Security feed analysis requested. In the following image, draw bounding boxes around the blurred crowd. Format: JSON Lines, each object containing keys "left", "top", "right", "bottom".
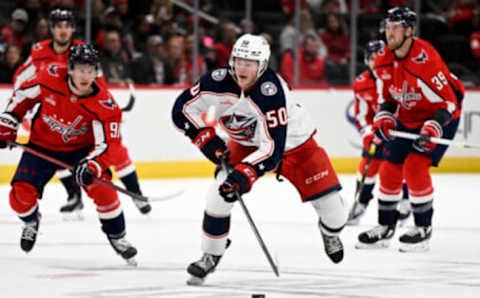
{"left": 1, "top": 0, "right": 480, "bottom": 87}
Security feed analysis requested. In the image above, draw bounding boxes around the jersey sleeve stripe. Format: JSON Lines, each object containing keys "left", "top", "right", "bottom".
{"left": 6, "top": 85, "right": 41, "bottom": 113}
{"left": 14, "top": 64, "right": 36, "bottom": 90}
{"left": 87, "top": 120, "right": 108, "bottom": 160}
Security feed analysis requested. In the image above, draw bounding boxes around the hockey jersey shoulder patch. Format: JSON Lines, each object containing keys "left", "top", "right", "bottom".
{"left": 99, "top": 97, "right": 117, "bottom": 110}
{"left": 412, "top": 49, "right": 428, "bottom": 64}
{"left": 211, "top": 68, "right": 227, "bottom": 81}
{"left": 260, "top": 81, "right": 278, "bottom": 96}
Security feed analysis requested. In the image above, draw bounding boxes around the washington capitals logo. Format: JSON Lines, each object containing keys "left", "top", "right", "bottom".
{"left": 389, "top": 81, "right": 421, "bottom": 109}
{"left": 42, "top": 115, "right": 88, "bottom": 142}
{"left": 412, "top": 50, "right": 428, "bottom": 64}
{"left": 47, "top": 64, "right": 60, "bottom": 76}
{"left": 220, "top": 113, "right": 257, "bottom": 141}
{"left": 100, "top": 97, "right": 117, "bottom": 109}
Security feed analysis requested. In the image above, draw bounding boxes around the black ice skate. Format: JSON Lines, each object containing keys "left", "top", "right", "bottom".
{"left": 399, "top": 225, "right": 432, "bottom": 252}
{"left": 132, "top": 197, "right": 152, "bottom": 214}
{"left": 108, "top": 236, "right": 138, "bottom": 266}
{"left": 321, "top": 232, "right": 344, "bottom": 263}
{"left": 187, "top": 239, "right": 231, "bottom": 286}
{"left": 346, "top": 200, "right": 367, "bottom": 225}
{"left": 355, "top": 225, "right": 395, "bottom": 249}
{"left": 21, "top": 212, "right": 41, "bottom": 253}
{"left": 60, "top": 191, "right": 84, "bottom": 220}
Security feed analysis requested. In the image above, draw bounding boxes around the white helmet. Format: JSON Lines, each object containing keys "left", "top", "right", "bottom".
{"left": 229, "top": 34, "right": 271, "bottom": 80}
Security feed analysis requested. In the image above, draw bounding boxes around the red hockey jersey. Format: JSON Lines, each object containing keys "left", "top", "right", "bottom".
{"left": 13, "top": 39, "right": 84, "bottom": 89}
{"left": 13, "top": 39, "right": 106, "bottom": 89}
{"left": 5, "top": 66, "right": 122, "bottom": 171}
{"left": 353, "top": 69, "right": 379, "bottom": 132}
{"left": 373, "top": 38, "right": 463, "bottom": 129}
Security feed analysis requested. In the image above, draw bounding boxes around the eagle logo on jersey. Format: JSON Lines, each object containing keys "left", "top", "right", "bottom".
{"left": 100, "top": 97, "right": 117, "bottom": 110}
{"left": 211, "top": 69, "right": 227, "bottom": 81}
{"left": 261, "top": 82, "right": 277, "bottom": 96}
{"left": 32, "top": 42, "right": 42, "bottom": 51}
{"left": 42, "top": 115, "right": 88, "bottom": 142}
{"left": 389, "top": 81, "right": 421, "bottom": 109}
{"left": 47, "top": 64, "right": 60, "bottom": 77}
{"left": 220, "top": 113, "right": 257, "bottom": 141}
{"left": 412, "top": 50, "right": 428, "bottom": 64}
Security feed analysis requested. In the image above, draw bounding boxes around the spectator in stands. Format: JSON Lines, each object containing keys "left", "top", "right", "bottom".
{"left": 167, "top": 36, "right": 187, "bottom": 85}
{"left": 280, "top": 33, "right": 327, "bottom": 86}
{"left": 114, "top": 0, "right": 134, "bottom": 31}
{"left": 470, "top": 31, "right": 480, "bottom": 67}
{"left": 319, "top": 13, "right": 350, "bottom": 66}
{"left": 130, "top": 35, "right": 174, "bottom": 85}
{"left": 0, "top": 44, "right": 22, "bottom": 83}
{"left": 1, "top": 8, "right": 29, "bottom": 49}
{"left": 213, "top": 21, "right": 237, "bottom": 67}
{"left": 280, "top": 9, "right": 327, "bottom": 58}
{"left": 21, "top": 17, "right": 49, "bottom": 61}
{"left": 319, "top": 13, "right": 350, "bottom": 85}
{"left": 131, "top": 15, "right": 154, "bottom": 55}
{"left": 184, "top": 34, "right": 207, "bottom": 84}
{"left": 100, "top": 29, "right": 132, "bottom": 86}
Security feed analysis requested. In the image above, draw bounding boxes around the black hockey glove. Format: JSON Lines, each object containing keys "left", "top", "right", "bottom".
{"left": 192, "top": 127, "right": 229, "bottom": 164}
{"left": 219, "top": 163, "right": 258, "bottom": 202}
{"left": 74, "top": 159, "right": 101, "bottom": 186}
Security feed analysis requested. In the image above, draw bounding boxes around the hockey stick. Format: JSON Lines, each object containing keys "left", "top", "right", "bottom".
{"left": 11, "top": 142, "right": 151, "bottom": 202}
{"left": 220, "top": 158, "right": 280, "bottom": 277}
{"left": 348, "top": 143, "right": 376, "bottom": 221}
{"left": 121, "top": 82, "right": 136, "bottom": 112}
{"left": 149, "top": 189, "right": 185, "bottom": 202}
{"left": 389, "top": 130, "right": 480, "bottom": 150}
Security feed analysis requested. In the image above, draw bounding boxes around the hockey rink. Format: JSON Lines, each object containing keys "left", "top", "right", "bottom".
{"left": 0, "top": 174, "right": 479, "bottom": 298}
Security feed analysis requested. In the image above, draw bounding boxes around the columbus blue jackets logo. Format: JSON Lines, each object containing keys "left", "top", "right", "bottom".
{"left": 100, "top": 97, "right": 117, "bottom": 109}
{"left": 412, "top": 50, "right": 428, "bottom": 64}
{"left": 220, "top": 113, "right": 257, "bottom": 141}
{"left": 261, "top": 82, "right": 277, "bottom": 96}
{"left": 211, "top": 69, "right": 227, "bottom": 81}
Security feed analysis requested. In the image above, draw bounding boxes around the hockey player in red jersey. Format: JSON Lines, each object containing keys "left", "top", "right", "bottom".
{"left": 0, "top": 44, "right": 138, "bottom": 264}
{"left": 13, "top": 9, "right": 151, "bottom": 215}
{"left": 347, "top": 40, "right": 411, "bottom": 225}
{"left": 356, "top": 7, "right": 465, "bottom": 252}
{"left": 173, "top": 34, "right": 348, "bottom": 285}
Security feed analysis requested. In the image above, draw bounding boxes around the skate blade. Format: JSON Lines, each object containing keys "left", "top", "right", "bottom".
{"left": 126, "top": 257, "right": 138, "bottom": 266}
{"left": 345, "top": 218, "right": 361, "bottom": 226}
{"left": 61, "top": 210, "right": 84, "bottom": 221}
{"left": 186, "top": 275, "right": 205, "bottom": 286}
{"left": 355, "top": 240, "right": 390, "bottom": 249}
{"left": 399, "top": 241, "right": 430, "bottom": 253}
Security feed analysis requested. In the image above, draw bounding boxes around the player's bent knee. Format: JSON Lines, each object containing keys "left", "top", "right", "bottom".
{"left": 9, "top": 181, "right": 40, "bottom": 215}
{"left": 311, "top": 191, "right": 347, "bottom": 233}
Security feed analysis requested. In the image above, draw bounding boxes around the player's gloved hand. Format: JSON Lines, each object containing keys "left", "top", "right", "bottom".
{"left": 413, "top": 120, "right": 442, "bottom": 153}
{"left": 74, "top": 159, "right": 102, "bottom": 186}
{"left": 372, "top": 111, "right": 396, "bottom": 144}
{"left": 192, "top": 127, "right": 229, "bottom": 164}
{"left": 0, "top": 113, "right": 19, "bottom": 149}
{"left": 360, "top": 126, "right": 374, "bottom": 151}
{"left": 219, "top": 163, "right": 258, "bottom": 202}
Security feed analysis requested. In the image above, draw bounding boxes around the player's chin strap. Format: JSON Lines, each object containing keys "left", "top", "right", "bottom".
{"left": 10, "top": 142, "right": 151, "bottom": 202}
{"left": 389, "top": 130, "right": 480, "bottom": 149}
{"left": 220, "top": 158, "right": 280, "bottom": 277}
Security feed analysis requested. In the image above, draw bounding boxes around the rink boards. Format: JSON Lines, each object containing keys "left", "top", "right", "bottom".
{"left": 0, "top": 86, "right": 479, "bottom": 182}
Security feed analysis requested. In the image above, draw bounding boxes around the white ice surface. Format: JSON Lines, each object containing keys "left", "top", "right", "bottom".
{"left": 1, "top": 174, "right": 479, "bottom": 298}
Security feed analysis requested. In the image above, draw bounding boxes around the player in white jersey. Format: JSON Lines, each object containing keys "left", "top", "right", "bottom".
{"left": 172, "top": 34, "right": 348, "bottom": 285}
